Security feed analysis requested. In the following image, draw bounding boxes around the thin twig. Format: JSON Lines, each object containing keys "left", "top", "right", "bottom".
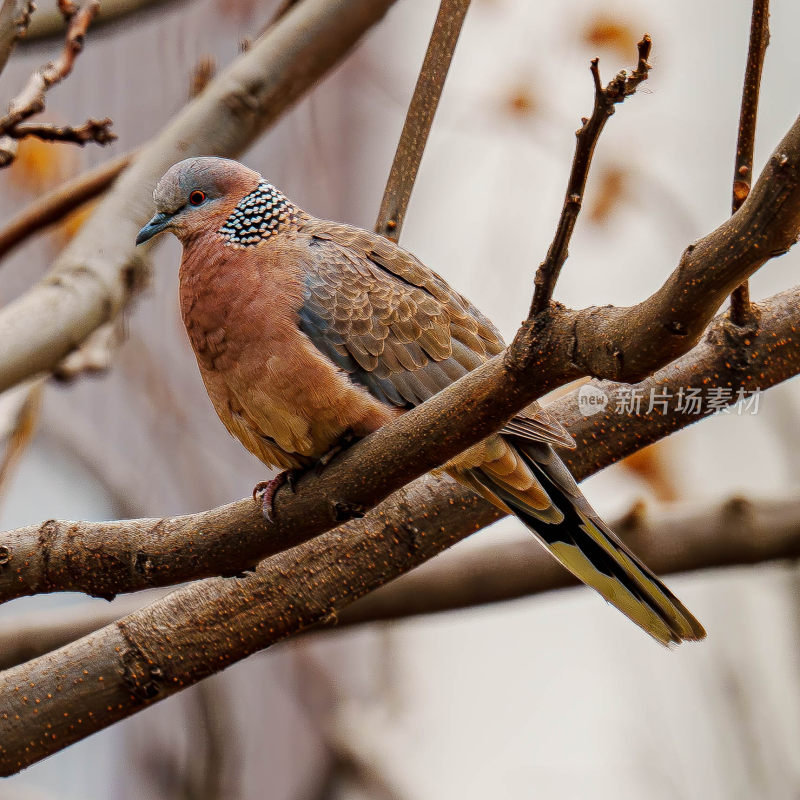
{"left": 729, "top": 0, "right": 770, "bottom": 326}
{"left": 529, "top": 35, "right": 652, "bottom": 317}
{"left": 0, "top": 0, "right": 108, "bottom": 153}
{"left": 0, "top": 151, "right": 134, "bottom": 262}
{"left": 21, "top": 0, "right": 180, "bottom": 41}
{"left": 374, "top": 0, "right": 471, "bottom": 241}
{"left": 8, "top": 117, "right": 116, "bottom": 145}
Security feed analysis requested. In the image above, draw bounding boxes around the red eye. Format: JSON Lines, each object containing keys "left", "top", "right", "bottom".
{"left": 189, "top": 190, "right": 206, "bottom": 206}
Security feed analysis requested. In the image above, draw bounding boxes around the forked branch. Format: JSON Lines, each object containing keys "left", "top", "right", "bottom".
{"left": 0, "top": 0, "right": 114, "bottom": 163}
{"left": 530, "top": 35, "right": 652, "bottom": 316}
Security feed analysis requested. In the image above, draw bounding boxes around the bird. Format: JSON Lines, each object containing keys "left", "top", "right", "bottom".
{"left": 136, "top": 156, "right": 706, "bottom": 646}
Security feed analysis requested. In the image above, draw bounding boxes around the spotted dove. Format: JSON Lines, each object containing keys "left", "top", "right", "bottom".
{"left": 136, "top": 157, "right": 705, "bottom": 646}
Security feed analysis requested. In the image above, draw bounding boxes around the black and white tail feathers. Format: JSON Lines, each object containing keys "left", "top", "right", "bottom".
{"left": 469, "top": 440, "right": 705, "bottom": 645}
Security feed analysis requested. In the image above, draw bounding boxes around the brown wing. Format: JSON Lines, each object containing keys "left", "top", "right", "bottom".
{"left": 296, "top": 219, "right": 575, "bottom": 448}
{"left": 297, "top": 219, "right": 501, "bottom": 407}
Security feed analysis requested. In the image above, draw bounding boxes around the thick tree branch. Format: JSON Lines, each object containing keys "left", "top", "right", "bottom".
{"left": 530, "top": 35, "right": 651, "bottom": 316}
{"left": 0, "top": 151, "right": 133, "bottom": 262}
{"left": 0, "top": 270, "right": 798, "bottom": 602}
{"left": 730, "top": 0, "right": 770, "bottom": 325}
{"left": 2, "top": 109, "right": 800, "bottom": 604}
{"left": 0, "top": 0, "right": 401, "bottom": 393}
{"left": 374, "top": 0, "right": 470, "bottom": 241}
{"left": 4, "top": 490, "right": 799, "bottom": 672}
{"left": 1, "top": 284, "right": 799, "bottom": 773}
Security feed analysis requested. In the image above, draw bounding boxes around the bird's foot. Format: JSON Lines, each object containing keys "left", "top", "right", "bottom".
{"left": 314, "top": 429, "right": 359, "bottom": 476}
{"left": 253, "top": 469, "right": 300, "bottom": 523}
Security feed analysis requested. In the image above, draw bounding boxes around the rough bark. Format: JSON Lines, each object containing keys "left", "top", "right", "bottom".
{"left": 3, "top": 490, "right": 800, "bottom": 671}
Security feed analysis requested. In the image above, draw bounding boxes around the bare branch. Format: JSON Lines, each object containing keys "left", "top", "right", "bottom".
{"left": 0, "top": 0, "right": 34, "bottom": 76}
{"left": 730, "top": 0, "right": 770, "bottom": 325}
{"left": 1, "top": 282, "right": 799, "bottom": 773}
{"left": 530, "top": 35, "right": 651, "bottom": 316}
{"left": 0, "top": 151, "right": 133, "bottom": 262}
{"left": 1, "top": 247, "right": 799, "bottom": 607}
{"left": 7, "top": 117, "right": 116, "bottom": 145}
{"left": 375, "top": 0, "right": 470, "bottom": 241}
{"left": 0, "top": 134, "right": 16, "bottom": 166}
{"left": 5, "top": 490, "right": 800, "bottom": 671}
{"left": 257, "top": 0, "right": 303, "bottom": 36}
{"left": 0, "top": 0, "right": 401, "bottom": 394}
{"left": 0, "top": 0, "right": 102, "bottom": 137}
{"left": 52, "top": 318, "right": 126, "bottom": 379}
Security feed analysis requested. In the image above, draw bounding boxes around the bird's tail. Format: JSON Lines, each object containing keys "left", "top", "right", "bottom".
{"left": 465, "top": 439, "right": 706, "bottom": 645}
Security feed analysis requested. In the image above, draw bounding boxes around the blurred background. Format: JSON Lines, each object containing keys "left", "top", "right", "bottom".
{"left": 1, "top": 0, "right": 800, "bottom": 797}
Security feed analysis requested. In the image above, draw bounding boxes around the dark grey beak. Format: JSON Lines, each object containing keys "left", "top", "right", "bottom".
{"left": 136, "top": 212, "right": 173, "bottom": 245}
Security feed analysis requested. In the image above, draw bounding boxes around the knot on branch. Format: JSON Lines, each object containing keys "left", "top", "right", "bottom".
{"left": 394, "top": 521, "right": 424, "bottom": 554}
{"left": 707, "top": 306, "right": 763, "bottom": 375}
{"left": 505, "top": 311, "right": 557, "bottom": 374}
{"left": 37, "top": 519, "right": 59, "bottom": 590}
{"left": 120, "top": 647, "right": 165, "bottom": 702}
{"left": 332, "top": 501, "right": 367, "bottom": 522}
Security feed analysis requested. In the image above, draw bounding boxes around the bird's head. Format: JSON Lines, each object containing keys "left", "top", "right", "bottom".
{"left": 136, "top": 157, "right": 263, "bottom": 245}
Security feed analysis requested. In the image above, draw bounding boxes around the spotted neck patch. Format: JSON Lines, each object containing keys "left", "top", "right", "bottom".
{"left": 218, "top": 181, "right": 301, "bottom": 246}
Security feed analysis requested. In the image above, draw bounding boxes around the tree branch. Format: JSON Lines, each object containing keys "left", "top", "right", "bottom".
{"left": 7, "top": 117, "right": 116, "bottom": 145}
{"left": 0, "top": 0, "right": 401, "bottom": 393}
{"left": 730, "top": 0, "right": 770, "bottom": 325}
{"left": 4, "top": 489, "right": 800, "bottom": 672}
{"left": 0, "top": 102, "right": 799, "bottom": 603}
{"left": 1, "top": 31, "right": 800, "bottom": 777}
{"left": 529, "top": 35, "right": 651, "bottom": 316}
{"left": 0, "top": 0, "right": 109, "bottom": 159}
{"left": 374, "top": 0, "right": 470, "bottom": 241}
{"left": 1, "top": 282, "right": 799, "bottom": 773}
{"left": 0, "top": 151, "right": 133, "bottom": 262}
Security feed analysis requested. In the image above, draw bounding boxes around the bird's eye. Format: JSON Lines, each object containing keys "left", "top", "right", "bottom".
{"left": 189, "top": 190, "right": 206, "bottom": 206}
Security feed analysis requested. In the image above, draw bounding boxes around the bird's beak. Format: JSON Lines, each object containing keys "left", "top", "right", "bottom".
{"left": 136, "top": 212, "right": 173, "bottom": 245}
